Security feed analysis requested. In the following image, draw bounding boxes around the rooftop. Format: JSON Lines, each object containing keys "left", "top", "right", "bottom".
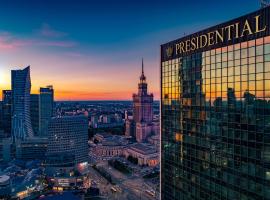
{"left": 0, "top": 175, "right": 10, "bottom": 183}
{"left": 130, "top": 143, "right": 157, "bottom": 155}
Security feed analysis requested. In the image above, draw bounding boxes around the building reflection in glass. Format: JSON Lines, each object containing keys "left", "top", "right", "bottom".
{"left": 161, "top": 36, "right": 270, "bottom": 199}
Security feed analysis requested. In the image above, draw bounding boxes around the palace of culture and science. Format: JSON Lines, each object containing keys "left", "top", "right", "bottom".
{"left": 125, "top": 59, "right": 160, "bottom": 142}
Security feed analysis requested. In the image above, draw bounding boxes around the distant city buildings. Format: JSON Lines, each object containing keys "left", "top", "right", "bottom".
{"left": 0, "top": 61, "right": 160, "bottom": 199}
{"left": 89, "top": 113, "right": 123, "bottom": 128}
{"left": 125, "top": 59, "right": 160, "bottom": 142}
{"left": 0, "top": 66, "right": 56, "bottom": 163}
{"left": 11, "top": 66, "right": 34, "bottom": 141}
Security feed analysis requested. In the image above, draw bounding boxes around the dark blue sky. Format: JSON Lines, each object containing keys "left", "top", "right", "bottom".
{"left": 0, "top": 0, "right": 261, "bottom": 100}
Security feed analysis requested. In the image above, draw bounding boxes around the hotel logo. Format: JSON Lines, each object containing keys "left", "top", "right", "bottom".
{"left": 166, "top": 46, "right": 174, "bottom": 58}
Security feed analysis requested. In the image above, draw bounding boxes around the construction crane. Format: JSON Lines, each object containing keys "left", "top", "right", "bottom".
{"left": 261, "top": 0, "right": 270, "bottom": 8}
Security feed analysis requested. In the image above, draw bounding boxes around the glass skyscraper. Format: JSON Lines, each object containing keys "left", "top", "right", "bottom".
{"left": 11, "top": 66, "right": 33, "bottom": 141}
{"left": 161, "top": 6, "right": 270, "bottom": 200}
{"left": 39, "top": 86, "right": 54, "bottom": 137}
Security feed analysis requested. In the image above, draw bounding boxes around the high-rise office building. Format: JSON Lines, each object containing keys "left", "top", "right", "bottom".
{"left": 1, "top": 90, "right": 12, "bottom": 137}
{"left": 11, "top": 66, "right": 33, "bottom": 141}
{"left": 30, "top": 94, "right": 39, "bottom": 136}
{"left": 47, "top": 116, "right": 88, "bottom": 165}
{"left": 39, "top": 86, "right": 54, "bottom": 137}
{"left": 161, "top": 7, "right": 270, "bottom": 199}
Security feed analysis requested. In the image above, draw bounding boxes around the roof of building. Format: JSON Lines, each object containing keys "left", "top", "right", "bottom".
{"left": 95, "top": 132, "right": 111, "bottom": 138}
{"left": 129, "top": 143, "right": 157, "bottom": 155}
{"left": 0, "top": 175, "right": 10, "bottom": 183}
{"left": 102, "top": 135, "right": 127, "bottom": 146}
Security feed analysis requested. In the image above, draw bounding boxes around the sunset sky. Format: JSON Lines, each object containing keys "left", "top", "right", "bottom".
{"left": 0, "top": 0, "right": 258, "bottom": 100}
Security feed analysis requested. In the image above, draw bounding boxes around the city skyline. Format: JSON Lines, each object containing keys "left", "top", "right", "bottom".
{"left": 0, "top": 0, "right": 259, "bottom": 100}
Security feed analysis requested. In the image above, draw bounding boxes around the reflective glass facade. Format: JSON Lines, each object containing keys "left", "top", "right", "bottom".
{"left": 161, "top": 7, "right": 270, "bottom": 200}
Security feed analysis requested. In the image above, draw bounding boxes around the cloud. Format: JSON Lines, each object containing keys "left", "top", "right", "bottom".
{"left": 38, "top": 23, "right": 67, "bottom": 38}
{"left": 0, "top": 31, "right": 76, "bottom": 50}
{"left": 34, "top": 40, "right": 76, "bottom": 47}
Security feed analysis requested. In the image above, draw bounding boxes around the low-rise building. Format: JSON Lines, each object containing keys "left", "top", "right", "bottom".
{"left": 124, "top": 143, "right": 159, "bottom": 167}
{"left": 91, "top": 134, "right": 128, "bottom": 159}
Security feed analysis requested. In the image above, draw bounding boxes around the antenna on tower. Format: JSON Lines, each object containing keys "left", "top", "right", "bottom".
{"left": 261, "top": 0, "right": 270, "bottom": 8}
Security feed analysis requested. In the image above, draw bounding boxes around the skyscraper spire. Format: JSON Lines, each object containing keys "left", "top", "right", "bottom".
{"left": 142, "top": 58, "right": 144, "bottom": 75}
{"left": 140, "top": 58, "right": 146, "bottom": 82}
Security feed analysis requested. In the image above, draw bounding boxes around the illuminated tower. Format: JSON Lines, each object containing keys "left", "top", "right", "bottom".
{"left": 132, "top": 59, "right": 153, "bottom": 123}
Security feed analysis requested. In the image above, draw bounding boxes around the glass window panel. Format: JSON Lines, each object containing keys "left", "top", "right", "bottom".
{"left": 249, "top": 47, "right": 255, "bottom": 57}
{"left": 242, "top": 75, "right": 248, "bottom": 82}
{"left": 241, "top": 48, "right": 248, "bottom": 58}
{"left": 256, "top": 45, "right": 264, "bottom": 56}
{"left": 235, "top": 66, "right": 240, "bottom": 75}
{"left": 249, "top": 74, "right": 256, "bottom": 81}
{"left": 242, "top": 65, "right": 248, "bottom": 74}
{"left": 266, "top": 80, "right": 270, "bottom": 90}
{"left": 216, "top": 54, "right": 221, "bottom": 62}
{"left": 235, "top": 50, "right": 240, "bottom": 59}
{"left": 228, "top": 76, "right": 234, "bottom": 82}
{"left": 242, "top": 82, "right": 248, "bottom": 91}
{"left": 257, "top": 63, "right": 264, "bottom": 73}
{"left": 228, "top": 67, "right": 234, "bottom": 76}
{"left": 241, "top": 58, "right": 247, "bottom": 65}
{"left": 248, "top": 39, "right": 256, "bottom": 47}
{"left": 265, "top": 44, "right": 270, "bottom": 54}
{"left": 222, "top": 53, "right": 227, "bottom": 62}
{"left": 256, "top": 38, "right": 264, "bottom": 45}
{"left": 249, "top": 64, "right": 255, "bottom": 74}
{"left": 228, "top": 52, "right": 233, "bottom": 60}
{"left": 257, "top": 55, "right": 264, "bottom": 63}
{"left": 265, "top": 72, "right": 270, "bottom": 79}
{"left": 265, "top": 36, "right": 270, "bottom": 44}
{"left": 249, "top": 81, "right": 255, "bottom": 90}
{"left": 235, "top": 59, "right": 240, "bottom": 66}
{"left": 211, "top": 55, "right": 215, "bottom": 63}
{"left": 256, "top": 73, "right": 264, "bottom": 80}
{"left": 249, "top": 57, "right": 255, "bottom": 64}
{"left": 265, "top": 62, "right": 270, "bottom": 72}
{"left": 256, "top": 80, "right": 264, "bottom": 91}
{"left": 265, "top": 54, "right": 270, "bottom": 62}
